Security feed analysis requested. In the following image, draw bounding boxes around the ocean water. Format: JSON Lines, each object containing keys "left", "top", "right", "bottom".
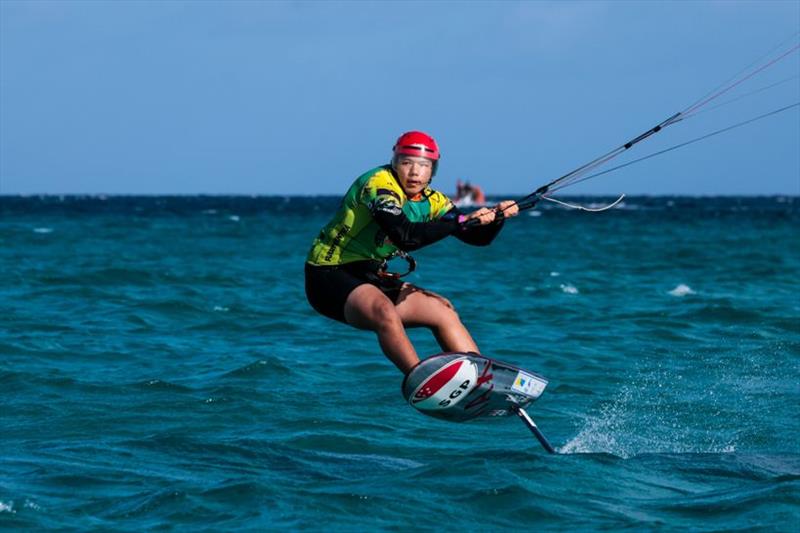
{"left": 1, "top": 195, "right": 799, "bottom": 531}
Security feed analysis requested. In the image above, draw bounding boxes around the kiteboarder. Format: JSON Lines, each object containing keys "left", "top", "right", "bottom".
{"left": 305, "top": 131, "right": 519, "bottom": 375}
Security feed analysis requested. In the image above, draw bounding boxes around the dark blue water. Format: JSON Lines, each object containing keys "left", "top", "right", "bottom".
{"left": 2, "top": 195, "right": 799, "bottom": 530}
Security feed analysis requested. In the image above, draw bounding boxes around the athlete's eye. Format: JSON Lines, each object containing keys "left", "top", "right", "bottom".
{"left": 397, "top": 157, "right": 431, "bottom": 169}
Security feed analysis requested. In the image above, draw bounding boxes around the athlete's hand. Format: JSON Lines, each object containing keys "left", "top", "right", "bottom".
{"left": 464, "top": 207, "right": 497, "bottom": 225}
{"left": 495, "top": 200, "right": 519, "bottom": 218}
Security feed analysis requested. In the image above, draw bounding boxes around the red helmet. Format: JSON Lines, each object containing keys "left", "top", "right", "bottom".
{"left": 392, "top": 131, "right": 440, "bottom": 161}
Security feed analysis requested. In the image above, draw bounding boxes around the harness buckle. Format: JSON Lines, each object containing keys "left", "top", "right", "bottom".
{"left": 378, "top": 250, "right": 417, "bottom": 279}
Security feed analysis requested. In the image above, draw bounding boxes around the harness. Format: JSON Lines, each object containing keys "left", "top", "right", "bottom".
{"left": 377, "top": 250, "right": 417, "bottom": 279}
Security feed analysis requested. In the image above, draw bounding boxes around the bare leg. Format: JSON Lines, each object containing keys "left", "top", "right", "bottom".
{"left": 343, "top": 284, "right": 419, "bottom": 374}
{"left": 395, "top": 284, "right": 479, "bottom": 354}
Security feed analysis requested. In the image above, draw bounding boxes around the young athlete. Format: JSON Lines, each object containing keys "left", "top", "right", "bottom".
{"left": 305, "top": 131, "right": 519, "bottom": 374}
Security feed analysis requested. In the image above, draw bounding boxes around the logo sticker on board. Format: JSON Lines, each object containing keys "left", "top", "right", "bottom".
{"left": 410, "top": 358, "right": 478, "bottom": 411}
{"left": 511, "top": 371, "right": 546, "bottom": 397}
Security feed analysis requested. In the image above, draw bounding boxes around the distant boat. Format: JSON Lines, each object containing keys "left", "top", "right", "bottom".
{"left": 454, "top": 179, "right": 487, "bottom": 207}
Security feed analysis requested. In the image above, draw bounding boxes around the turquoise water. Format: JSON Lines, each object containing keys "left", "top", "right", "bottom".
{"left": 2, "top": 196, "right": 799, "bottom": 530}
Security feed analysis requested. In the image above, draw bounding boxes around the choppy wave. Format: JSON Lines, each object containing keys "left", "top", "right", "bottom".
{"left": 1, "top": 196, "right": 798, "bottom": 530}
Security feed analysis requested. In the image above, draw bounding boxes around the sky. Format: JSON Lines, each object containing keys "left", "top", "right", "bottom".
{"left": 1, "top": 0, "right": 798, "bottom": 196}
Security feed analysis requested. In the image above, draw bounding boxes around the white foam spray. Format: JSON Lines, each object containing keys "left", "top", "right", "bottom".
{"left": 558, "top": 351, "right": 763, "bottom": 458}
{"left": 560, "top": 284, "right": 579, "bottom": 294}
{"left": 668, "top": 284, "right": 695, "bottom": 297}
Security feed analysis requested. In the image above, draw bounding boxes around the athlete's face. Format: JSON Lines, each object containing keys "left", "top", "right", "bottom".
{"left": 393, "top": 155, "right": 433, "bottom": 197}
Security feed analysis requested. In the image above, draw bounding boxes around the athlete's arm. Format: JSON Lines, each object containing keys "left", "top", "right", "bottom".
{"left": 449, "top": 206, "right": 504, "bottom": 246}
{"left": 370, "top": 199, "right": 459, "bottom": 251}
{"left": 449, "top": 201, "right": 519, "bottom": 246}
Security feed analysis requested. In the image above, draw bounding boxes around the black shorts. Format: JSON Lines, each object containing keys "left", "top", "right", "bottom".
{"left": 305, "top": 261, "right": 405, "bottom": 323}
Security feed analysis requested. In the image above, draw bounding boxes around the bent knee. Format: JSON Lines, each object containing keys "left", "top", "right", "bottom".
{"left": 344, "top": 285, "right": 402, "bottom": 330}
{"left": 438, "top": 296, "right": 455, "bottom": 310}
{"left": 370, "top": 298, "right": 401, "bottom": 324}
{"left": 432, "top": 300, "right": 463, "bottom": 326}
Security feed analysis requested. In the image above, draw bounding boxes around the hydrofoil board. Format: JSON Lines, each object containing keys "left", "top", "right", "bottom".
{"left": 401, "top": 352, "right": 556, "bottom": 453}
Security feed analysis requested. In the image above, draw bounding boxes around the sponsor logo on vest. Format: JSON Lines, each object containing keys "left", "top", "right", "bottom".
{"left": 325, "top": 224, "right": 351, "bottom": 262}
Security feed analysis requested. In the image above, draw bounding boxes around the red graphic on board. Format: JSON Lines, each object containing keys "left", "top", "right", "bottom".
{"left": 412, "top": 360, "right": 464, "bottom": 403}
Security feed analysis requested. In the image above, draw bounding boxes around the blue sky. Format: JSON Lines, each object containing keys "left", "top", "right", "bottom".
{"left": 1, "top": 0, "right": 798, "bottom": 196}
